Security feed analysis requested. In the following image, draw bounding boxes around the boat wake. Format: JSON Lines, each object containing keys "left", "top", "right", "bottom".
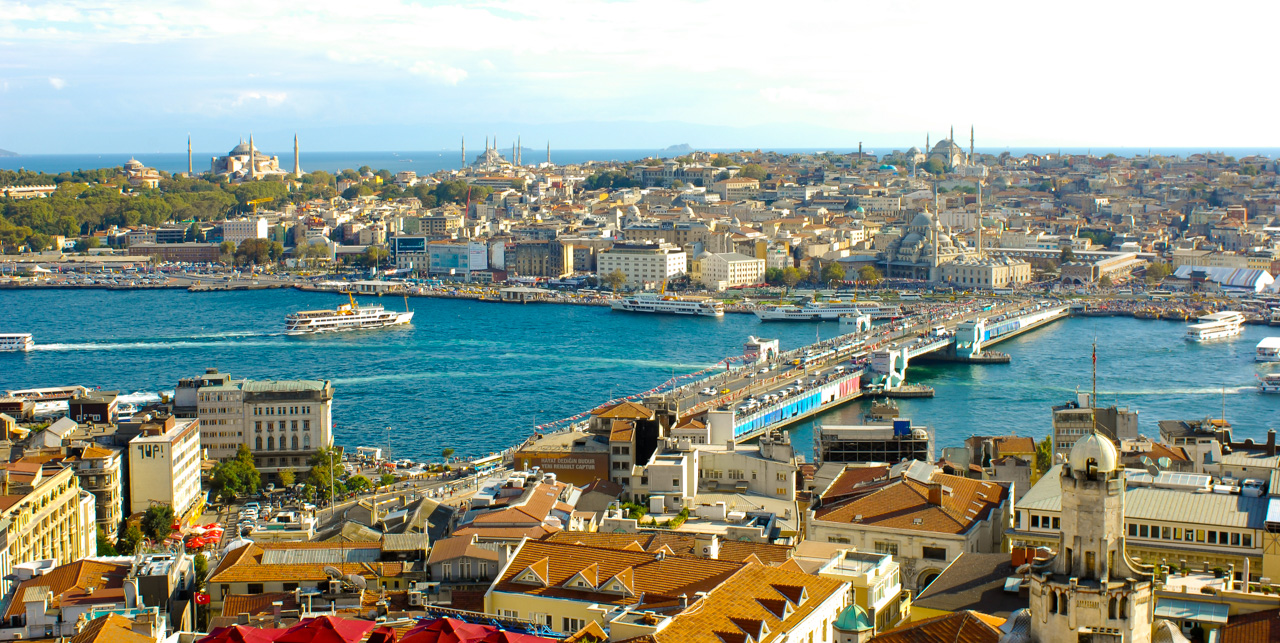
{"left": 34, "top": 337, "right": 283, "bottom": 352}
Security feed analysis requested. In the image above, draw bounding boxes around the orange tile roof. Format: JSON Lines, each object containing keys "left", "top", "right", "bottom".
{"left": 207, "top": 543, "right": 401, "bottom": 585}
{"left": 540, "top": 532, "right": 793, "bottom": 565}
{"left": 870, "top": 610, "right": 1002, "bottom": 643}
{"left": 609, "top": 420, "right": 636, "bottom": 443}
{"left": 221, "top": 591, "right": 299, "bottom": 617}
{"left": 4, "top": 560, "right": 129, "bottom": 619}
{"left": 493, "top": 541, "right": 743, "bottom": 607}
{"left": 993, "top": 436, "right": 1035, "bottom": 455}
{"left": 426, "top": 535, "right": 502, "bottom": 565}
{"left": 639, "top": 564, "right": 846, "bottom": 643}
{"left": 593, "top": 401, "right": 654, "bottom": 420}
{"left": 69, "top": 614, "right": 154, "bottom": 643}
{"left": 815, "top": 473, "right": 1008, "bottom": 535}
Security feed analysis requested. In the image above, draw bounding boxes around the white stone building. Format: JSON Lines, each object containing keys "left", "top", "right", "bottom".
{"left": 128, "top": 414, "right": 203, "bottom": 524}
{"left": 692, "top": 251, "right": 766, "bottom": 290}
{"left": 221, "top": 217, "right": 268, "bottom": 246}
{"left": 597, "top": 242, "right": 687, "bottom": 289}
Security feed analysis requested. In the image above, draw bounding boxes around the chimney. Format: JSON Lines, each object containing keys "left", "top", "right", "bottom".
{"left": 272, "top": 601, "right": 283, "bottom": 628}
{"left": 679, "top": 593, "right": 689, "bottom": 609}
{"left": 1268, "top": 430, "right": 1276, "bottom": 457}
{"left": 237, "top": 613, "right": 249, "bottom": 625}
{"left": 927, "top": 482, "right": 944, "bottom": 506}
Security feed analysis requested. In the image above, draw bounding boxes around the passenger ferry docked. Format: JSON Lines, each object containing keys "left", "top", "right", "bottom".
{"left": 0, "top": 333, "right": 34, "bottom": 352}
{"left": 1185, "top": 311, "right": 1245, "bottom": 342}
{"left": 1271, "top": 310, "right": 1280, "bottom": 326}
{"left": 285, "top": 294, "right": 414, "bottom": 335}
{"left": 1258, "top": 337, "right": 1280, "bottom": 362}
{"left": 609, "top": 293, "right": 724, "bottom": 317}
{"left": 754, "top": 302, "right": 900, "bottom": 322}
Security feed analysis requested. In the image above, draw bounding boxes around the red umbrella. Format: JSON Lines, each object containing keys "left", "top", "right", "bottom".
{"left": 401, "top": 618, "right": 494, "bottom": 643}
{"left": 198, "top": 624, "right": 285, "bottom": 643}
{"left": 274, "top": 616, "right": 375, "bottom": 643}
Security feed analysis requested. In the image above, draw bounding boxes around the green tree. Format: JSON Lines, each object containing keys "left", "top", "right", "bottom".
{"left": 347, "top": 475, "right": 372, "bottom": 494}
{"left": 25, "top": 232, "right": 51, "bottom": 252}
{"left": 820, "top": 262, "right": 846, "bottom": 286}
{"left": 711, "top": 156, "right": 732, "bottom": 168}
{"left": 922, "top": 159, "right": 946, "bottom": 175}
{"left": 219, "top": 241, "right": 235, "bottom": 256}
{"left": 341, "top": 184, "right": 374, "bottom": 200}
{"left": 361, "top": 245, "right": 389, "bottom": 268}
{"left": 74, "top": 237, "right": 101, "bottom": 252}
{"left": 1059, "top": 247, "right": 1076, "bottom": 264}
{"left": 234, "top": 238, "right": 275, "bottom": 266}
{"left": 184, "top": 222, "right": 203, "bottom": 242}
{"left": 781, "top": 267, "right": 803, "bottom": 292}
{"left": 764, "top": 267, "right": 783, "bottom": 286}
{"left": 1146, "top": 261, "right": 1172, "bottom": 283}
{"left": 1035, "top": 435, "right": 1054, "bottom": 474}
{"left": 858, "top": 265, "right": 883, "bottom": 284}
{"left": 141, "top": 505, "right": 176, "bottom": 542}
{"left": 307, "top": 447, "right": 346, "bottom": 499}
{"left": 267, "top": 241, "right": 285, "bottom": 262}
{"left": 209, "top": 445, "right": 261, "bottom": 499}
{"left": 442, "top": 447, "right": 456, "bottom": 461}
{"left": 380, "top": 473, "right": 397, "bottom": 487}
{"left": 96, "top": 526, "right": 117, "bottom": 556}
{"left": 117, "top": 523, "right": 143, "bottom": 555}
{"left": 603, "top": 269, "right": 627, "bottom": 293}
{"left": 738, "top": 164, "right": 767, "bottom": 181}
{"left": 279, "top": 469, "right": 295, "bottom": 488}
{"left": 1098, "top": 275, "right": 1113, "bottom": 288}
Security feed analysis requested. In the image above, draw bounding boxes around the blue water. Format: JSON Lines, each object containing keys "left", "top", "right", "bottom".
{"left": 0, "top": 289, "right": 1275, "bottom": 460}
{"left": 4, "top": 147, "right": 1279, "bottom": 176}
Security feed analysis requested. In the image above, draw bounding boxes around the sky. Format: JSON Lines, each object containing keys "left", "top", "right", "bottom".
{"left": 1, "top": 0, "right": 1277, "bottom": 153}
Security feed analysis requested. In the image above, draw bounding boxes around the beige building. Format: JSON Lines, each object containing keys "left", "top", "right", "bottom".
{"left": 0, "top": 460, "right": 97, "bottom": 581}
{"left": 710, "top": 177, "right": 760, "bottom": 201}
{"left": 806, "top": 469, "right": 1010, "bottom": 591}
{"left": 128, "top": 414, "right": 203, "bottom": 524}
{"left": 67, "top": 445, "right": 123, "bottom": 542}
{"left": 938, "top": 256, "right": 1031, "bottom": 289}
{"left": 221, "top": 217, "right": 269, "bottom": 246}
{"left": 597, "top": 242, "right": 687, "bottom": 289}
{"left": 174, "top": 369, "right": 334, "bottom": 478}
{"left": 692, "top": 251, "right": 766, "bottom": 290}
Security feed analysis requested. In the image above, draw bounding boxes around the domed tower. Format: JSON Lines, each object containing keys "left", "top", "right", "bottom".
{"left": 1027, "top": 432, "right": 1153, "bottom": 642}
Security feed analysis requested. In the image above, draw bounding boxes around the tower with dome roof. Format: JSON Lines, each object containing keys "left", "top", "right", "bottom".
{"left": 1021, "top": 432, "right": 1154, "bottom": 643}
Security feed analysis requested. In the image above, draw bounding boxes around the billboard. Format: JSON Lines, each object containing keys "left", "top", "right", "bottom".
{"left": 468, "top": 242, "right": 489, "bottom": 271}
{"left": 510, "top": 450, "right": 608, "bottom": 486}
{"left": 394, "top": 236, "right": 427, "bottom": 254}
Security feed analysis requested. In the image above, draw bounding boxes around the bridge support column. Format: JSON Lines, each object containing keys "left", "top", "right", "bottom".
{"left": 953, "top": 319, "right": 986, "bottom": 359}
{"left": 870, "top": 347, "right": 909, "bottom": 388}
{"left": 841, "top": 314, "right": 871, "bottom": 334}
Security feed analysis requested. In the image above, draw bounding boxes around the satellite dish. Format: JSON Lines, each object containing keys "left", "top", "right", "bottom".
{"left": 1158, "top": 457, "right": 1172, "bottom": 469}
{"left": 1145, "top": 463, "right": 1161, "bottom": 477}
{"left": 1140, "top": 456, "right": 1155, "bottom": 468}
{"left": 323, "top": 566, "right": 343, "bottom": 579}
{"left": 346, "top": 574, "right": 368, "bottom": 590}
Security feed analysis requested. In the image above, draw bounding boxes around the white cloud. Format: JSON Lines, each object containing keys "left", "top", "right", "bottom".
{"left": 231, "top": 91, "right": 287, "bottom": 108}
{"left": 47, "top": 76, "right": 64, "bottom": 89}
{"left": 408, "top": 61, "right": 467, "bottom": 85}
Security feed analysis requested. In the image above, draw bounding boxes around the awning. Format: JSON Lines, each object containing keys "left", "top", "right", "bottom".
{"left": 1154, "top": 598, "right": 1229, "bottom": 624}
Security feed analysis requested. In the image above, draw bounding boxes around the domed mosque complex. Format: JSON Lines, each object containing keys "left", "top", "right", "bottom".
{"left": 210, "top": 134, "right": 298, "bottom": 180}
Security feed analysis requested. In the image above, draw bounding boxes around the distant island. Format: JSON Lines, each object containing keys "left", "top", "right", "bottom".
{"left": 0, "top": 148, "right": 17, "bottom": 157}
{"left": 661, "top": 143, "right": 693, "bottom": 155}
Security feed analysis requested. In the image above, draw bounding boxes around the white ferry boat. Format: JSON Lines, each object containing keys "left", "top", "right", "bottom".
{"left": 1185, "top": 311, "right": 1245, "bottom": 342}
{"left": 285, "top": 294, "right": 414, "bottom": 335}
{"left": 1260, "top": 373, "right": 1280, "bottom": 394}
{"left": 0, "top": 333, "right": 34, "bottom": 352}
{"left": 1257, "top": 337, "right": 1280, "bottom": 362}
{"left": 754, "top": 302, "right": 900, "bottom": 322}
{"left": 1271, "top": 310, "right": 1280, "bottom": 326}
{"left": 609, "top": 293, "right": 724, "bottom": 317}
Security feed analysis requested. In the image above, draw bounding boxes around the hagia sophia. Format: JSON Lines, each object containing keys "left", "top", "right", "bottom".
{"left": 208, "top": 134, "right": 300, "bottom": 180}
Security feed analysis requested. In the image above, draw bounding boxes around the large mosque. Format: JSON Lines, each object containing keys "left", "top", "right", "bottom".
{"left": 882, "top": 208, "right": 978, "bottom": 281}
{"left": 210, "top": 134, "right": 299, "bottom": 179}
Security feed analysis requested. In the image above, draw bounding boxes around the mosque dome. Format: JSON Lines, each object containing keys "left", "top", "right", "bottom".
{"left": 909, "top": 212, "right": 934, "bottom": 229}
{"left": 628, "top": 205, "right": 641, "bottom": 216}
{"left": 855, "top": 206, "right": 865, "bottom": 213}
{"left": 229, "top": 140, "right": 257, "bottom": 155}
{"left": 1069, "top": 432, "right": 1119, "bottom": 474}
{"left": 682, "top": 206, "right": 695, "bottom": 217}
{"left": 833, "top": 605, "right": 872, "bottom": 633}
{"left": 906, "top": 147, "right": 921, "bottom": 155}
{"left": 902, "top": 232, "right": 923, "bottom": 246}
{"left": 124, "top": 158, "right": 144, "bottom": 169}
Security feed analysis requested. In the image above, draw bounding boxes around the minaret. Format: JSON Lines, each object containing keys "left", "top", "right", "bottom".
{"left": 546, "top": 141, "right": 551, "bottom": 165}
{"left": 512, "top": 141, "right": 516, "bottom": 163}
{"left": 248, "top": 133, "right": 257, "bottom": 179}
{"left": 969, "top": 125, "right": 975, "bottom": 160}
{"left": 926, "top": 133, "right": 930, "bottom": 153}
{"left": 187, "top": 136, "right": 193, "bottom": 175}
{"left": 293, "top": 134, "right": 301, "bottom": 178}
{"left": 976, "top": 182, "right": 983, "bottom": 255}
{"left": 461, "top": 136, "right": 466, "bottom": 168}
{"left": 949, "top": 125, "right": 954, "bottom": 143}
{"left": 517, "top": 136, "right": 522, "bottom": 166}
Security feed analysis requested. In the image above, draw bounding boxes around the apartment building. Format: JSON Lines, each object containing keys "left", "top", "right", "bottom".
{"left": 692, "top": 251, "right": 766, "bottom": 290}
{"left": 710, "top": 177, "right": 760, "bottom": 201}
{"left": 66, "top": 445, "right": 123, "bottom": 542}
{"left": 174, "top": 369, "right": 334, "bottom": 478}
{"left": 221, "top": 217, "right": 269, "bottom": 246}
{"left": 596, "top": 242, "right": 686, "bottom": 288}
{"left": 806, "top": 468, "right": 1011, "bottom": 591}
{"left": 0, "top": 460, "right": 96, "bottom": 587}
{"left": 938, "top": 256, "right": 1032, "bottom": 289}
{"left": 1051, "top": 393, "right": 1138, "bottom": 455}
{"left": 128, "top": 414, "right": 203, "bottom": 525}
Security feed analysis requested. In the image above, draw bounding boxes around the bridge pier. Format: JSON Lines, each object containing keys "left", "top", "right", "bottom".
{"left": 870, "top": 346, "right": 910, "bottom": 388}
{"left": 953, "top": 318, "right": 986, "bottom": 359}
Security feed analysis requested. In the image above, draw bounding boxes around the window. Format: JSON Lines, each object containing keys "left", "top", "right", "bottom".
{"left": 292, "top": 421, "right": 298, "bottom": 431}
{"left": 283, "top": 583, "right": 298, "bottom": 591}
{"left": 1127, "top": 523, "right": 1136, "bottom": 536}
{"left": 442, "top": 564, "right": 451, "bottom": 580}
{"left": 1232, "top": 533, "right": 1241, "bottom": 546}
{"left": 255, "top": 421, "right": 262, "bottom": 432}
{"left": 303, "top": 420, "right": 311, "bottom": 431}
{"left": 255, "top": 436, "right": 262, "bottom": 450}
{"left": 500, "top": 610, "right": 518, "bottom": 619}
{"left": 1208, "top": 531, "right": 1218, "bottom": 544}
{"left": 922, "top": 547, "right": 947, "bottom": 561}
{"left": 248, "top": 583, "right": 264, "bottom": 594}
{"left": 1032, "top": 515, "right": 1040, "bottom": 528}
{"left": 563, "top": 618, "right": 585, "bottom": 633}
{"left": 1244, "top": 534, "right": 1253, "bottom": 547}
{"left": 1052, "top": 517, "right": 1060, "bottom": 529}
{"left": 874, "top": 542, "right": 898, "bottom": 556}
{"left": 1161, "top": 527, "right": 1171, "bottom": 540}
{"left": 1139, "top": 525, "right": 1149, "bottom": 538}
{"left": 291, "top": 435, "right": 299, "bottom": 450}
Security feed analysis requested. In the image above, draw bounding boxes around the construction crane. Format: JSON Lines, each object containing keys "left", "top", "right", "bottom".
{"left": 246, "top": 197, "right": 273, "bottom": 213}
